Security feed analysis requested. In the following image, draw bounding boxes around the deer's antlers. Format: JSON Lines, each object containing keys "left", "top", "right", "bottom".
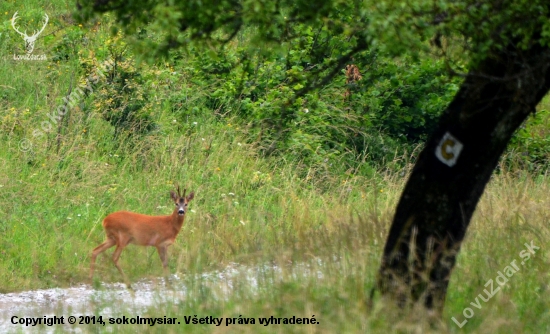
{"left": 34, "top": 13, "right": 49, "bottom": 37}
{"left": 11, "top": 12, "right": 49, "bottom": 38}
{"left": 11, "top": 12, "right": 26, "bottom": 37}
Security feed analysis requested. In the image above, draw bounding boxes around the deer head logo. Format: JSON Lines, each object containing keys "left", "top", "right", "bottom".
{"left": 11, "top": 12, "right": 49, "bottom": 54}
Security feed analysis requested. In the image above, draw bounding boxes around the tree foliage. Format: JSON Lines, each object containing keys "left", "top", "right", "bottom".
{"left": 77, "top": 1, "right": 550, "bottom": 61}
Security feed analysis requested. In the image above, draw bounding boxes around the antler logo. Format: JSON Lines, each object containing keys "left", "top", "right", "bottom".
{"left": 11, "top": 11, "right": 49, "bottom": 54}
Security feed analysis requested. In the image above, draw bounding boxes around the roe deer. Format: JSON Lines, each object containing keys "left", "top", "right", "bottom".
{"left": 343, "top": 64, "right": 363, "bottom": 101}
{"left": 90, "top": 186, "right": 194, "bottom": 286}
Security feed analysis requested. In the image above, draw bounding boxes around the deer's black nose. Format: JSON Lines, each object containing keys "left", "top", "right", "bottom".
{"left": 178, "top": 209, "right": 185, "bottom": 215}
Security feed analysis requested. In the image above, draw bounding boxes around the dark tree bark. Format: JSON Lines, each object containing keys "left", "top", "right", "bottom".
{"left": 377, "top": 41, "right": 550, "bottom": 310}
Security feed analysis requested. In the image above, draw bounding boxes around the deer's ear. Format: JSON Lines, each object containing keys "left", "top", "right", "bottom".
{"left": 186, "top": 191, "right": 195, "bottom": 202}
{"left": 170, "top": 191, "right": 177, "bottom": 201}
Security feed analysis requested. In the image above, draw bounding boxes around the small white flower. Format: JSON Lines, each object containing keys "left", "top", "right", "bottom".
{"left": 237, "top": 143, "right": 242, "bottom": 146}
{"left": 190, "top": 209, "right": 196, "bottom": 213}
{"left": 233, "top": 201, "right": 239, "bottom": 205}
{"left": 201, "top": 138, "right": 205, "bottom": 141}
{"left": 77, "top": 214, "right": 81, "bottom": 217}
{"left": 193, "top": 122, "right": 198, "bottom": 125}
{"left": 240, "top": 220, "right": 246, "bottom": 225}
{"left": 304, "top": 108, "right": 309, "bottom": 113}
{"left": 221, "top": 194, "right": 226, "bottom": 197}
{"left": 172, "top": 119, "right": 177, "bottom": 123}
{"left": 67, "top": 217, "right": 72, "bottom": 220}
{"left": 228, "top": 192, "right": 235, "bottom": 196}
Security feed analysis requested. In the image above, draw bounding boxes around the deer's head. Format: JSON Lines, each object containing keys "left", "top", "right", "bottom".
{"left": 170, "top": 186, "right": 194, "bottom": 216}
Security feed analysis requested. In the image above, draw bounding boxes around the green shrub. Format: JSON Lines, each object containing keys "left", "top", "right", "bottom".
{"left": 81, "top": 35, "right": 156, "bottom": 138}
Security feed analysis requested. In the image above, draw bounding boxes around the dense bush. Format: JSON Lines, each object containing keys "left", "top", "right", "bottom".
{"left": 506, "top": 108, "right": 550, "bottom": 172}
{"left": 163, "top": 22, "right": 461, "bottom": 173}
{"left": 80, "top": 34, "right": 156, "bottom": 138}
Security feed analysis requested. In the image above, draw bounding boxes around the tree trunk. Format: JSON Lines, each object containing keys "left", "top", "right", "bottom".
{"left": 377, "top": 42, "right": 550, "bottom": 310}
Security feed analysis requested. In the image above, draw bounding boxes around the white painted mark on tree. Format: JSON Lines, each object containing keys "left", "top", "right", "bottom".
{"left": 435, "top": 132, "right": 463, "bottom": 167}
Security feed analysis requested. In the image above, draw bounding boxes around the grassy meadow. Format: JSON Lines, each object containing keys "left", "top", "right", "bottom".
{"left": 1, "top": 0, "right": 550, "bottom": 333}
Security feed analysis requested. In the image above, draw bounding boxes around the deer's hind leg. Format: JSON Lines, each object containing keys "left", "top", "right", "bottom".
{"left": 111, "top": 236, "right": 133, "bottom": 288}
{"left": 90, "top": 238, "right": 116, "bottom": 281}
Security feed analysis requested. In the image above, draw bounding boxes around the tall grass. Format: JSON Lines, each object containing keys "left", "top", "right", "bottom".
{"left": 1, "top": 1, "right": 549, "bottom": 333}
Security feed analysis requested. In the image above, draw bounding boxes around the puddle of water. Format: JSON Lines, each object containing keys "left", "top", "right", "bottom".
{"left": 0, "top": 262, "right": 323, "bottom": 333}
{"left": 0, "top": 280, "right": 183, "bottom": 333}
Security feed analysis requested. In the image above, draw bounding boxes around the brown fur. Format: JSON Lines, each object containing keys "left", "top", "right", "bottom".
{"left": 89, "top": 187, "right": 194, "bottom": 286}
{"left": 344, "top": 64, "right": 363, "bottom": 100}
